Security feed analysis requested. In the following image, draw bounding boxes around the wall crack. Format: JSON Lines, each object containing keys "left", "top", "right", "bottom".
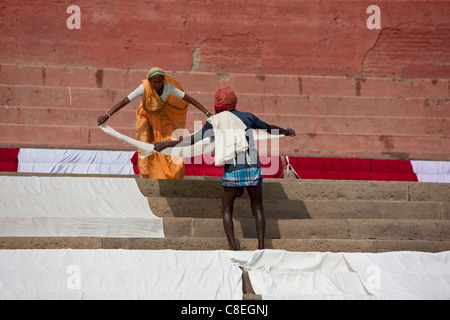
{"left": 360, "top": 29, "right": 383, "bottom": 77}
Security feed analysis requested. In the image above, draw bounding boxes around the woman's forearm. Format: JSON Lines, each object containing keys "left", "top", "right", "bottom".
{"left": 183, "top": 94, "right": 211, "bottom": 116}
{"left": 97, "top": 97, "right": 131, "bottom": 125}
{"left": 107, "top": 97, "right": 131, "bottom": 116}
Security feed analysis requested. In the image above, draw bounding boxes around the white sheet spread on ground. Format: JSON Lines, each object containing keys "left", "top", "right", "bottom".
{"left": 226, "top": 250, "right": 450, "bottom": 300}
{"left": 17, "top": 148, "right": 136, "bottom": 175}
{"left": 0, "top": 249, "right": 449, "bottom": 300}
{"left": 0, "top": 174, "right": 448, "bottom": 300}
{"left": 343, "top": 251, "right": 450, "bottom": 299}
{"left": 0, "top": 249, "right": 242, "bottom": 300}
{"left": 0, "top": 176, "right": 163, "bottom": 238}
{"left": 99, "top": 124, "right": 283, "bottom": 159}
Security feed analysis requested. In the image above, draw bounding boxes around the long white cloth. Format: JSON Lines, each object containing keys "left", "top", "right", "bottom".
{"left": 343, "top": 251, "right": 450, "bottom": 299}
{"left": 0, "top": 176, "right": 164, "bottom": 238}
{"left": 99, "top": 124, "right": 283, "bottom": 159}
{"left": 99, "top": 123, "right": 213, "bottom": 159}
{"left": 0, "top": 249, "right": 242, "bottom": 300}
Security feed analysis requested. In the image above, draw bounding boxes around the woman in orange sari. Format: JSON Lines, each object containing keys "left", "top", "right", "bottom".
{"left": 97, "top": 67, "right": 211, "bottom": 179}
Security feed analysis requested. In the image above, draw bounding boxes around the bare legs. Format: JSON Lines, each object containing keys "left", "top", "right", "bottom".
{"left": 221, "top": 185, "right": 265, "bottom": 250}
{"left": 247, "top": 185, "right": 266, "bottom": 250}
{"left": 221, "top": 186, "right": 239, "bottom": 250}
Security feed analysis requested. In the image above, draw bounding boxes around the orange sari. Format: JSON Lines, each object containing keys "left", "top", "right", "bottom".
{"left": 136, "top": 68, "right": 188, "bottom": 179}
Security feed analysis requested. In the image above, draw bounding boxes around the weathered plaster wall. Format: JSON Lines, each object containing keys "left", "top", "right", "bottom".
{"left": 1, "top": 0, "right": 448, "bottom": 78}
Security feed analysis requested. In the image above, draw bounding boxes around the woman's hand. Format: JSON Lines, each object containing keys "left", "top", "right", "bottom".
{"left": 97, "top": 97, "right": 131, "bottom": 126}
{"left": 97, "top": 114, "right": 110, "bottom": 126}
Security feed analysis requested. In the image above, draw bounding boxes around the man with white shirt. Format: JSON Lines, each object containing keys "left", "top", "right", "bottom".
{"left": 154, "top": 87, "right": 295, "bottom": 250}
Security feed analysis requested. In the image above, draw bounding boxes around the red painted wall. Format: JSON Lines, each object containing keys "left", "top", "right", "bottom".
{"left": 1, "top": 0, "right": 449, "bottom": 79}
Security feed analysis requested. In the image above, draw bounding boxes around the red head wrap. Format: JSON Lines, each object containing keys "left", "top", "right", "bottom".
{"left": 214, "top": 87, "right": 237, "bottom": 114}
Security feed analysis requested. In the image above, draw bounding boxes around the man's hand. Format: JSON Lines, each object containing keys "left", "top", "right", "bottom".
{"left": 285, "top": 128, "right": 296, "bottom": 137}
{"left": 154, "top": 141, "right": 169, "bottom": 153}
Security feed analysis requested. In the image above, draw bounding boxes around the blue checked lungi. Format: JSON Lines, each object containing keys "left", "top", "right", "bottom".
{"left": 222, "top": 166, "right": 263, "bottom": 187}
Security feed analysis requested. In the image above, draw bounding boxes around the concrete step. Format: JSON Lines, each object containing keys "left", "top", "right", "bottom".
{"left": 1, "top": 63, "right": 449, "bottom": 98}
{"left": 1, "top": 236, "right": 449, "bottom": 253}
{"left": 2, "top": 105, "right": 448, "bottom": 137}
{"left": 163, "top": 217, "right": 450, "bottom": 241}
{"left": 148, "top": 197, "right": 447, "bottom": 220}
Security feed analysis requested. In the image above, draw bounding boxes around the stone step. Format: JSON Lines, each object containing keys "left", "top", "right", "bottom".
{"left": 2, "top": 105, "right": 448, "bottom": 137}
{"left": 2, "top": 85, "right": 449, "bottom": 119}
{"left": 1, "top": 174, "right": 447, "bottom": 203}
{"left": 148, "top": 197, "right": 447, "bottom": 220}
{"left": 242, "top": 293, "right": 262, "bottom": 300}
{"left": 1, "top": 236, "right": 449, "bottom": 253}
{"left": 2, "top": 82, "right": 448, "bottom": 160}
{"left": 163, "top": 217, "right": 450, "bottom": 241}
{"left": 2, "top": 93, "right": 449, "bottom": 122}
{"left": 136, "top": 178, "right": 450, "bottom": 202}
{"left": 241, "top": 270, "right": 260, "bottom": 298}
{"left": 3, "top": 123, "right": 449, "bottom": 160}
{"left": 1, "top": 63, "right": 449, "bottom": 98}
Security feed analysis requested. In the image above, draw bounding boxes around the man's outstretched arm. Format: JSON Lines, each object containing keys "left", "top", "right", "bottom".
{"left": 267, "top": 125, "right": 296, "bottom": 136}
{"left": 153, "top": 134, "right": 196, "bottom": 153}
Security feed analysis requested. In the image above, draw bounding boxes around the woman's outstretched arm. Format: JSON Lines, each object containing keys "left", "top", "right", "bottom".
{"left": 97, "top": 96, "right": 131, "bottom": 125}
{"left": 183, "top": 94, "right": 212, "bottom": 117}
